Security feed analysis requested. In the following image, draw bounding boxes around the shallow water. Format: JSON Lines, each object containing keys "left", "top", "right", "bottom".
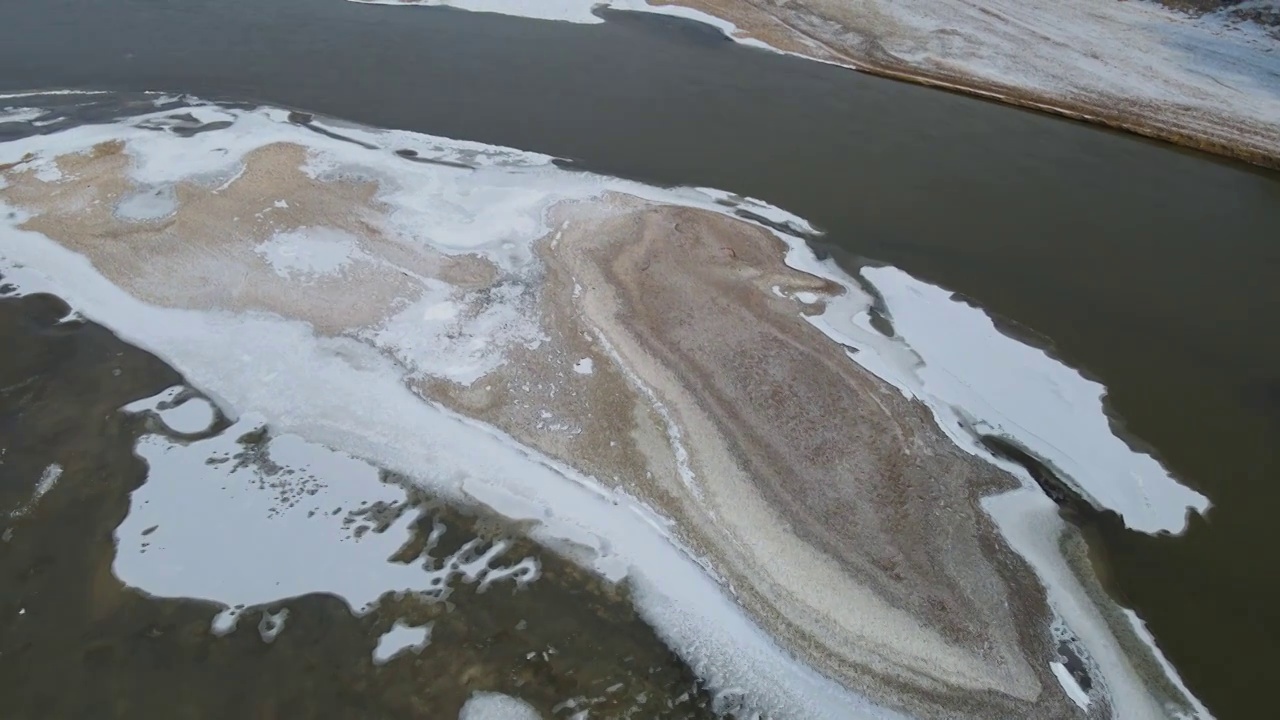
{"left": 1, "top": 1, "right": 1278, "bottom": 717}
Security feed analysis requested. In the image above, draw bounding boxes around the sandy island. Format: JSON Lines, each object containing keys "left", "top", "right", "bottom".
{"left": 0, "top": 104, "right": 1207, "bottom": 718}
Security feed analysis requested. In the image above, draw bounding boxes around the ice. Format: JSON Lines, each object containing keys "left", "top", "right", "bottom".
{"left": 109, "top": 410, "right": 539, "bottom": 625}
{"left": 258, "top": 608, "right": 289, "bottom": 643}
{"left": 116, "top": 186, "right": 178, "bottom": 221}
{"left": 0, "top": 107, "right": 47, "bottom": 124}
{"left": 0, "top": 213, "right": 894, "bottom": 720}
{"left": 458, "top": 692, "right": 542, "bottom": 720}
{"left": 372, "top": 620, "right": 433, "bottom": 665}
{"left": 124, "top": 386, "right": 217, "bottom": 434}
{"left": 8, "top": 464, "right": 63, "bottom": 518}
{"left": 1051, "top": 661, "right": 1090, "bottom": 711}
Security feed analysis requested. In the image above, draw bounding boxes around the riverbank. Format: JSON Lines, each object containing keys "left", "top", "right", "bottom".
{"left": 357, "top": 0, "right": 1280, "bottom": 168}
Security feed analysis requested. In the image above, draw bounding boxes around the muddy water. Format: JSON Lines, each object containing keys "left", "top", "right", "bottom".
{"left": 1, "top": 1, "right": 1278, "bottom": 718}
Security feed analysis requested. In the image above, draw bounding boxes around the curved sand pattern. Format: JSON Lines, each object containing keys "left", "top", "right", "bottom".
{"left": 535, "top": 199, "right": 1064, "bottom": 715}
{"left": 0, "top": 109, "right": 1194, "bottom": 717}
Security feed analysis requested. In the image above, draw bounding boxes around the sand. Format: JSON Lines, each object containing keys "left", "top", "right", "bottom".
{"left": 0, "top": 106, "right": 1201, "bottom": 717}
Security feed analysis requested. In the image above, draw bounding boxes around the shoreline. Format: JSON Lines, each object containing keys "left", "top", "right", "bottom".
{"left": 805, "top": 48, "right": 1280, "bottom": 172}
{"left": 646, "top": 0, "right": 1280, "bottom": 170}
{"left": 348, "top": 0, "right": 1280, "bottom": 170}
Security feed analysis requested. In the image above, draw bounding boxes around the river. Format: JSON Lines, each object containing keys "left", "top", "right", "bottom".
{"left": 1, "top": 1, "right": 1277, "bottom": 717}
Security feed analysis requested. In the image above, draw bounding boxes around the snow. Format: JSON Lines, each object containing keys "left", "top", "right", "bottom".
{"left": 344, "top": 0, "right": 1280, "bottom": 160}
{"left": 0, "top": 103, "right": 896, "bottom": 719}
{"left": 1051, "top": 661, "right": 1090, "bottom": 711}
{"left": 0, "top": 98, "right": 1211, "bottom": 717}
{"left": 572, "top": 357, "right": 594, "bottom": 375}
{"left": 124, "top": 386, "right": 217, "bottom": 434}
{"left": 254, "top": 227, "right": 367, "bottom": 281}
{"left": 8, "top": 464, "right": 63, "bottom": 518}
{"left": 112, "top": 390, "right": 541, "bottom": 635}
{"left": 458, "top": 692, "right": 542, "bottom": 720}
{"left": 372, "top": 620, "right": 433, "bottom": 664}
{"left": 858, "top": 265, "right": 1208, "bottom": 535}
{"left": 1, "top": 259, "right": 892, "bottom": 720}
{"left": 0, "top": 107, "right": 48, "bottom": 124}
{"left": 982, "top": 490, "right": 1206, "bottom": 718}
{"left": 365, "top": 280, "right": 547, "bottom": 386}
{"left": 774, "top": 257, "right": 1210, "bottom": 535}
{"left": 115, "top": 186, "right": 178, "bottom": 222}
{"left": 258, "top": 608, "right": 289, "bottom": 643}
{"left": 157, "top": 397, "right": 217, "bottom": 434}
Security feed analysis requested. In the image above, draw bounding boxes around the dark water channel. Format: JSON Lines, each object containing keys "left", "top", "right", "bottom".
{"left": 1, "top": 1, "right": 1278, "bottom": 717}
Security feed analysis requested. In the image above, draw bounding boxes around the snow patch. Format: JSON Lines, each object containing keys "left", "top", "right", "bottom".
{"left": 116, "top": 186, "right": 177, "bottom": 221}
{"left": 364, "top": 280, "right": 546, "bottom": 386}
{"left": 109, "top": 408, "right": 539, "bottom": 633}
{"left": 0, "top": 107, "right": 48, "bottom": 124}
{"left": 458, "top": 692, "right": 542, "bottom": 720}
{"left": 125, "top": 386, "right": 218, "bottom": 434}
{"left": 254, "top": 227, "right": 367, "bottom": 281}
{"left": 810, "top": 264, "right": 1209, "bottom": 535}
{"left": 373, "top": 620, "right": 433, "bottom": 664}
{"left": 1051, "top": 661, "right": 1090, "bottom": 711}
{"left": 258, "top": 608, "right": 289, "bottom": 643}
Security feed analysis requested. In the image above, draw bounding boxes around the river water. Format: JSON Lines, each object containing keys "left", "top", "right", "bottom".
{"left": 1, "top": 1, "right": 1277, "bottom": 718}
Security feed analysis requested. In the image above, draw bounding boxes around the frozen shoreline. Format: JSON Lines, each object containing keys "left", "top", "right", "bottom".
{"left": 1, "top": 96, "right": 1209, "bottom": 717}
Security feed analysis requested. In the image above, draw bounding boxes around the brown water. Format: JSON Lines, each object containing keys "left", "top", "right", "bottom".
{"left": 1, "top": 1, "right": 1278, "bottom": 717}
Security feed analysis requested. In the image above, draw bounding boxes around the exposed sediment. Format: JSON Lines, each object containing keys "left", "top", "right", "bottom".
{"left": 0, "top": 106, "right": 1196, "bottom": 717}
{"left": 2, "top": 138, "right": 1075, "bottom": 717}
